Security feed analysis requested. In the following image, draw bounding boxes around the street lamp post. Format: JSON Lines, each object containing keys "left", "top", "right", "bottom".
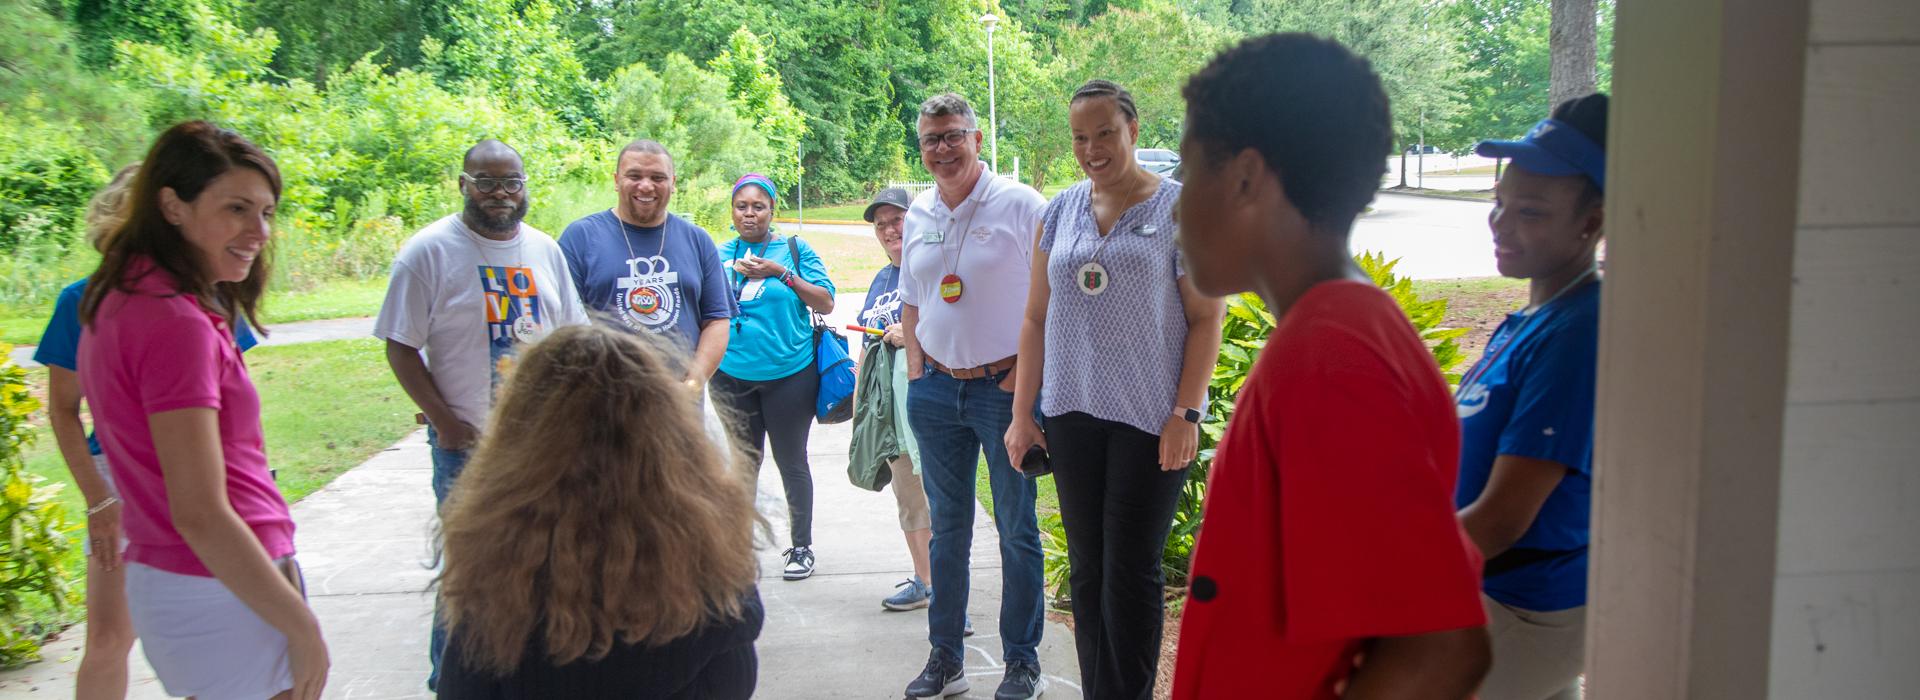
{"left": 981, "top": 12, "right": 999, "bottom": 175}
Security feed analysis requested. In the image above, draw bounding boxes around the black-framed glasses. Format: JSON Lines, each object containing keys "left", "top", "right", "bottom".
{"left": 917, "top": 128, "right": 978, "bottom": 151}
{"left": 461, "top": 173, "right": 528, "bottom": 194}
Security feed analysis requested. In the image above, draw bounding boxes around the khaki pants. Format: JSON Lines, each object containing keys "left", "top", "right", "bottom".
{"left": 1481, "top": 594, "right": 1585, "bottom": 700}
{"left": 888, "top": 454, "right": 931, "bottom": 532}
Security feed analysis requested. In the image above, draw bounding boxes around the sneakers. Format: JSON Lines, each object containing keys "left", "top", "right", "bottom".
{"left": 994, "top": 661, "right": 1047, "bottom": 700}
{"left": 884, "top": 577, "right": 932, "bottom": 611}
{"left": 904, "top": 651, "right": 968, "bottom": 699}
{"left": 781, "top": 546, "right": 815, "bottom": 580}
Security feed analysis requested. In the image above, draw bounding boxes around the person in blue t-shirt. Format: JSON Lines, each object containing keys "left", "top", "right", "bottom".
{"left": 1455, "top": 93, "right": 1609, "bottom": 700}
{"left": 558, "top": 140, "right": 735, "bottom": 390}
{"left": 34, "top": 163, "right": 262, "bottom": 700}
{"left": 708, "top": 173, "right": 835, "bottom": 581}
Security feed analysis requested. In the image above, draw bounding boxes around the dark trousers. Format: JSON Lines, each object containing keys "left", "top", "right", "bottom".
{"left": 710, "top": 367, "right": 818, "bottom": 548}
{"left": 1046, "top": 411, "right": 1187, "bottom": 700}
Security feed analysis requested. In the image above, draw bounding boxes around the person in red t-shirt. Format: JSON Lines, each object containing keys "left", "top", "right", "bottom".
{"left": 1168, "top": 34, "right": 1492, "bottom": 699}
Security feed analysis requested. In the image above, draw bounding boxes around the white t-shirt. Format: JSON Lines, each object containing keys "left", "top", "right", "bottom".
{"left": 899, "top": 166, "right": 1047, "bottom": 369}
{"left": 373, "top": 215, "right": 589, "bottom": 430}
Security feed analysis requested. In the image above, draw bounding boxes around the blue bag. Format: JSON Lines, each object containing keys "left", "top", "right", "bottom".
{"left": 813, "top": 318, "right": 857, "bottom": 423}
{"left": 783, "top": 235, "right": 856, "bottom": 423}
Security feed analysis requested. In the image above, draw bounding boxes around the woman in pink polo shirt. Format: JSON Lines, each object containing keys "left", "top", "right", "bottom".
{"left": 77, "top": 121, "right": 328, "bottom": 700}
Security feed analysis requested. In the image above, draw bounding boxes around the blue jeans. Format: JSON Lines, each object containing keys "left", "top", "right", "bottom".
{"left": 907, "top": 370, "right": 1045, "bottom": 665}
{"left": 425, "top": 426, "right": 471, "bottom": 692}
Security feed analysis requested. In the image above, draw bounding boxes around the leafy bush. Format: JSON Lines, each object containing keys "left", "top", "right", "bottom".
{"left": 0, "top": 345, "right": 76, "bottom": 667}
{"left": 0, "top": 113, "right": 110, "bottom": 253}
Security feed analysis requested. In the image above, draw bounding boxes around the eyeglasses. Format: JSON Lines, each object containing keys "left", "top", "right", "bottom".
{"left": 461, "top": 173, "right": 528, "bottom": 194}
{"left": 918, "top": 128, "right": 978, "bottom": 151}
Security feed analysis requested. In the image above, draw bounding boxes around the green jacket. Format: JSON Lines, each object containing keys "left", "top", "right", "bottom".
{"left": 847, "top": 338, "right": 900, "bottom": 492}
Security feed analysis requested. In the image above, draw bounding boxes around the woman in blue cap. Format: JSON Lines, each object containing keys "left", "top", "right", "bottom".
{"left": 709, "top": 173, "right": 836, "bottom": 580}
{"left": 1455, "top": 93, "right": 1609, "bottom": 699}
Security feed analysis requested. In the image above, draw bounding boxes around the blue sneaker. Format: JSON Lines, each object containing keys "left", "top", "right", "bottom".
{"left": 884, "top": 577, "right": 932, "bottom": 611}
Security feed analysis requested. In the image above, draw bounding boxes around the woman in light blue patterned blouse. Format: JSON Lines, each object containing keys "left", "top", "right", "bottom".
{"left": 1005, "top": 80, "right": 1226, "bottom": 700}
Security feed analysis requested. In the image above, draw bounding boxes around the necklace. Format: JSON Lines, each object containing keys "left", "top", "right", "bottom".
{"left": 937, "top": 190, "right": 987, "bottom": 304}
{"left": 1074, "top": 174, "right": 1161, "bottom": 296}
{"left": 618, "top": 214, "right": 670, "bottom": 263}
{"left": 1458, "top": 265, "right": 1598, "bottom": 390}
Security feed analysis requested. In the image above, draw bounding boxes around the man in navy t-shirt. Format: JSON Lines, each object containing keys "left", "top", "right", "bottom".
{"left": 559, "top": 139, "right": 734, "bottom": 387}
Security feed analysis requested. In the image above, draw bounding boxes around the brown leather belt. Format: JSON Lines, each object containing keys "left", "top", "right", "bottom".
{"left": 929, "top": 355, "right": 1017, "bottom": 380}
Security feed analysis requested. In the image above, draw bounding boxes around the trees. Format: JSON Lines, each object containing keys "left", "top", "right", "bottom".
{"left": 1008, "top": 2, "right": 1236, "bottom": 187}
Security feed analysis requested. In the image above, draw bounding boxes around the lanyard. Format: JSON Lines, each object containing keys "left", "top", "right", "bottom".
{"left": 1457, "top": 268, "right": 1597, "bottom": 392}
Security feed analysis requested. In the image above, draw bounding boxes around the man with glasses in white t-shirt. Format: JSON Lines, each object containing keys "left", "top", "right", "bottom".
{"left": 373, "top": 140, "right": 588, "bottom": 692}
{"left": 897, "top": 93, "right": 1051, "bottom": 700}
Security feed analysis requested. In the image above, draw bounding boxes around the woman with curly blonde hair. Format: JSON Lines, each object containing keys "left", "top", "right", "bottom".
{"left": 434, "top": 322, "right": 766, "bottom": 699}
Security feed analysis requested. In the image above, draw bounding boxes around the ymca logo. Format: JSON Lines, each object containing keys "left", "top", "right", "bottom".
{"left": 617, "top": 255, "right": 682, "bottom": 332}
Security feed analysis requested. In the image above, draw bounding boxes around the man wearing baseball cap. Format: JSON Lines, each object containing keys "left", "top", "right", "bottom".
{"left": 1456, "top": 92, "right": 1609, "bottom": 700}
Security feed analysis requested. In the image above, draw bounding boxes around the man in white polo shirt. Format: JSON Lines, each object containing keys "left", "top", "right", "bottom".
{"left": 897, "top": 93, "right": 1050, "bottom": 700}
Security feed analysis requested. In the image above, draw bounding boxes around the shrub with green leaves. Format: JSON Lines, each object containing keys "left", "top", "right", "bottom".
{"left": 0, "top": 346, "right": 76, "bottom": 667}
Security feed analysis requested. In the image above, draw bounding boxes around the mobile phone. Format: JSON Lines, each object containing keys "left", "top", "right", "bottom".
{"left": 1019, "top": 444, "right": 1052, "bottom": 478}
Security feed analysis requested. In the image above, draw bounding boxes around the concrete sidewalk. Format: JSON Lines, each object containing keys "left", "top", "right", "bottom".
{"left": 0, "top": 419, "right": 1082, "bottom": 699}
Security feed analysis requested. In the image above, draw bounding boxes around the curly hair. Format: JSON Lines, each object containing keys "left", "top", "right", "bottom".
{"left": 436, "top": 323, "right": 765, "bottom": 675}
{"left": 1183, "top": 33, "right": 1392, "bottom": 235}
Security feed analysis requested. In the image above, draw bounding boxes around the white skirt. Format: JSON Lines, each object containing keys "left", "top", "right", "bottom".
{"left": 126, "top": 562, "right": 296, "bottom": 700}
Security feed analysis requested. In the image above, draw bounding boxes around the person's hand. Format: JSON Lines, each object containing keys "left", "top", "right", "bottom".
{"left": 1004, "top": 416, "right": 1047, "bottom": 471}
{"left": 1159, "top": 414, "right": 1199, "bottom": 471}
{"left": 287, "top": 621, "right": 331, "bottom": 700}
{"left": 906, "top": 351, "right": 926, "bottom": 380}
{"left": 881, "top": 325, "right": 904, "bottom": 348}
{"left": 734, "top": 258, "right": 787, "bottom": 279}
{"left": 435, "top": 419, "right": 480, "bottom": 451}
{"left": 87, "top": 499, "right": 124, "bottom": 571}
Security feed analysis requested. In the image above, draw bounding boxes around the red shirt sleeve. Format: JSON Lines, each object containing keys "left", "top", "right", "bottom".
{"left": 1273, "top": 320, "right": 1486, "bottom": 642}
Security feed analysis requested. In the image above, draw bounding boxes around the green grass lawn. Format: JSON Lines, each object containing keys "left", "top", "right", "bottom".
{"left": 14, "top": 337, "right": 417, "bottom": 630}
{"left": 263, "top": 277, "right": 390, "bottom": 324}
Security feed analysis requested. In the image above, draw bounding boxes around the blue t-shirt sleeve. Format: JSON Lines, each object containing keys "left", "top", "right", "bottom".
{"left": 33, "top": 281, "right": 88, "bottom": 370}
{"left": 794, "top": 238, "right": 834, "bottom": 294}
{"left": 692, "top": 224, "right": 736, "bottom": 321}
{"left": 1496, "top": 314, "right": 1599, "bottom": 475}
{"left": 558, "top": 221, "right": 590, "bottom": 298}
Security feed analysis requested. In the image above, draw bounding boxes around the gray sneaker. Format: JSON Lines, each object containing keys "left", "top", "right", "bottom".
{"left": 884, "top": 577, "right": 932, "bottom": 611}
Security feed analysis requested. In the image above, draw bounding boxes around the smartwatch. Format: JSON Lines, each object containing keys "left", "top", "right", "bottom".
{"left": 1174, "top": 406, "right": 1205, "bottom": 424}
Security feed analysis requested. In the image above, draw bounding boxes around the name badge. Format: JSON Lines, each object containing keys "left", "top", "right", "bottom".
{"left": 923, "top": 229, "right": 945, "bottom": 243}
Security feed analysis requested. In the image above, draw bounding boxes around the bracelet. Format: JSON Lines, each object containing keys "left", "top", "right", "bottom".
{"left": 87, "top": 496, "right": 120, "bottom": 516}
{"left": 780, "top": 270, "right": 797, "bottom": 286}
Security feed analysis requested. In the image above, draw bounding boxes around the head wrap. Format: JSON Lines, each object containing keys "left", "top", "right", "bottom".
{"left": 731, "top": 173, "right": 779, "bottom": 203}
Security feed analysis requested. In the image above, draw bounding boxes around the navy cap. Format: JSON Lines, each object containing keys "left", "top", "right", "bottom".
{"left": 863, "top": 188, "right": 913, "bottom": 222}
{"left": 1475, "top": 119, "right": 1606, "bottom": 191}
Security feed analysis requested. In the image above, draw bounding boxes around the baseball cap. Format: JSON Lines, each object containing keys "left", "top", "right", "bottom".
{"left": 1475, "top": 119, "right": 1606, "bottom": 191}
{"left": 863, "top": 188, "right": 913, "bottom": 223}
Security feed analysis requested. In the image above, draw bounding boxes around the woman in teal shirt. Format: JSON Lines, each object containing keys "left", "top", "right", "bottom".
{"left": 711, "top": 173, "right": 836, "bottom": 580}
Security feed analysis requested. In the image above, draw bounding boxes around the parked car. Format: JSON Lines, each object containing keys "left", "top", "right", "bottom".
{"left": 1136, "top": 148, "right": 1180, "bottom": 176}
{"left": 1404, "top": 144, "right": 1442, "bottom": 155}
